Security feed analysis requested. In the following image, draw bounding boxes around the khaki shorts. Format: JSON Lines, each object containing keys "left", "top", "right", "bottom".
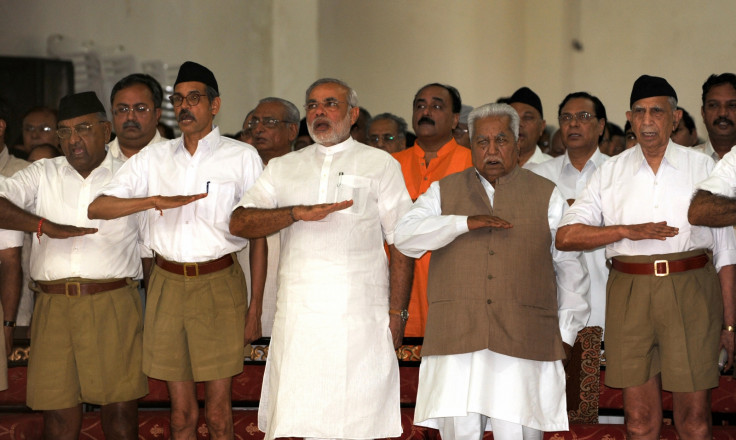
{"left": 604, "top": 251, "right": 722, "bottom": 392}
{"left": 143, "top": 260, "right": 247, "bottom": 382}
{"left": 27, "top": 279, "right": 147, "bottom": 410}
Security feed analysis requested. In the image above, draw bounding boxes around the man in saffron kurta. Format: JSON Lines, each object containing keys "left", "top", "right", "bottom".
{"left": 392, "top": 83, "right": 472, "bottom": 336}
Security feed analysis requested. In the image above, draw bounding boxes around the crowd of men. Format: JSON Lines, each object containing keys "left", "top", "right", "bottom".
{"left": 1, "top": 64, "right": 736, "bottom": 440}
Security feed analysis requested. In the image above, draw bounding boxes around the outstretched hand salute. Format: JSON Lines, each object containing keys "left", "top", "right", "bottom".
{"left": 292, "top": 200, "right": 354, "bottom": 222}
{"left": 623, "top": 221, "right": 678, "bottom": 241}
{"left": 40, "top": 219, "right": 98, "bottom": 239}
{"left": 151, "top": 193, "right": 208, "bottom": 216}
{"left": 467, "top": 214, "right": 513, "bottom": 231}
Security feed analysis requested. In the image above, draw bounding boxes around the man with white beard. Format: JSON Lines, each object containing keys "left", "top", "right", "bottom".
{"left": 230, "top": 78, "right": 414, "bottom": 440}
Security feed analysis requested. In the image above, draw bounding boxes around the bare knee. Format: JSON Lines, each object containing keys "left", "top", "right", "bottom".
{"left": 170, "top": 404, "right": 199, "bottom": 435}
{"left": 674, "top": 402, "right": 711, "bottom": 440}
{"left": 43, "top": 406, "right": 82, "bottom": 440}
{"left": 624, "top": 407, "right": 661, "bottom": 439}
{"left": 100, "top": 401, "right": 139, "bottom": 440}
{"left": 204, "top": 402, "right": 233, "bottom": 437}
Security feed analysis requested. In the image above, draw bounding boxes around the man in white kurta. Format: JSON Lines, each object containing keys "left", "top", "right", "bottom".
{"left": 395, "top": 103, "right": 589, "bottom": 440}
{"left": 230, "top": 78, "right": 414, "bottom": 440}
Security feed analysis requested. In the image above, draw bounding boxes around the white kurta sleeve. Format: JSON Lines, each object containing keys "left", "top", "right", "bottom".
{"left": 377, "top": 159, "right": 413, "bottom": 245}
{"left": 549, "top": 187, "right": 591, "bottom": 345}
{"left": 235, "top": 161, "right": 278, "bottom": 210}
{"left": 697, "top": 146, "right": 736, "bottom": 198}
{"left": 394, "top": 181, "right": 470, "bottom": 258}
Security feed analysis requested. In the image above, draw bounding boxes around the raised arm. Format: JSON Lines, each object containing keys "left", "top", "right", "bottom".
{"left": 688, "top": 190, "right": 736, "bottom": 227}
{"left": 0, "top": 197, "right": 97, "bottom": 238}
{"left": 556, "top": 221, "right": 679, "bottom": 252}
{"left": 229, "top": 201, "right": 353, "bottom": 239}
{"left": 88, "top": 193, "right": 207, "bottom": 220}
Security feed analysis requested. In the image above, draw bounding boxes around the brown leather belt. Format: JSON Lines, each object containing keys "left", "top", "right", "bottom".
{"left": 38, "top": 278, "right": 129, "bottom": 296}
{"left": 611, "top": 253, "right": 709, "bottom": 277}
{"left": 155, "top": 254, "right": 233, "bottom": 277}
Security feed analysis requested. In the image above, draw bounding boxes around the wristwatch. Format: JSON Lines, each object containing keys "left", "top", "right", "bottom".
{"left": 389, "top": 308, "right": 409, "bottom": 322}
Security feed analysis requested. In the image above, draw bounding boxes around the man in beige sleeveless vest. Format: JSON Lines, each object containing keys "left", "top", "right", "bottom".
{"left": 395, "top": 103, "right": 590, "bottom": 440}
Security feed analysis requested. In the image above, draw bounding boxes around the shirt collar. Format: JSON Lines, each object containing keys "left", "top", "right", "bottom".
{"left": 561, "top": 147, "right": 609, "bottom": 174}
{"left": 316, "top": 136, "right": 354, "bottom": 155}
{"left": 630, "top": 139, "right": 680, "bottom": 175}
{"left": 173, "top": 125, "right": 221, "bottom": 156}
{"left": 60, "top": 150, "right": 115, "bottom": 179}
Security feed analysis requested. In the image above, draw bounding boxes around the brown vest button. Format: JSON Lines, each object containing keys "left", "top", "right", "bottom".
{"left": 487, "top": 274, "right": 493, "bottom": 280}
{"left": 489, "top": 250, "right": 495, "bottom": 255}
{"left": 486, "top": 299, "right": 492, "bottom": 304}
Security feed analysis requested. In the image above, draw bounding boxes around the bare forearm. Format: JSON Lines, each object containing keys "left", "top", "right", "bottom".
{"left": 556, "top": 223, "right": 626, "bottom": 251}
{"left": 719, "top": 265, "right": 736, "bottom": 326}
{"left": 230, "top": 207, "right": 295, "bottom": 239}
{"left": 88, "top": 195, "right": 156, "bottom": 220}
{"left": 0, "top": 247, "right": 22, "bottom": 323}
{"left": 0, "top": 198, "right": 43, "bottom": 233}
{"left": 688, "top": 190, "right": 736, "bottom": 227}
{"left": 248, "top": 238, "right": 267, "bottom": 313}
{"left": 388, "top": 244, "right": 414, "bottom": 310}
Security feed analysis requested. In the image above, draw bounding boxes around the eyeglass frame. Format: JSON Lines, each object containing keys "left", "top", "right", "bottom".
{"left": 112, "top": 104, "right": 154, "bottom": 117}
{"left": 23, "top": 124, "right": 55, "bottom": 133}
{"left": 56, "top": 121, "right": 107, "bottom": 140}
{"left": 169, "top": 91, "right": 208, "bottom": 108}
{"left": 304, "top": 99, "right": 346, "bottom": 112}
{"left": 247, "top": 117, "right": 295, "bottom": 130}
{"left": 368, "top": 134, "right": 402, "bottom": 144}
{"left": 558, "top": 111, "right": 597, "bottom": 125}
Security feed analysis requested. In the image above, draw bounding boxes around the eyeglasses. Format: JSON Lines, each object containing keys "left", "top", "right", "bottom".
{"left": 23, "top": 125, "right": 54, "bottom": 134}
{"left": 57, "top": 121, "right": 106, "bottom": 140}
{"left": 247, "top": 118, "right": 291, "bottom": 129}
{"left": 453, "top": 127, "right": 469, "bottom": 136}
{"left": 169, "top": 92, "right": 207, "bottom": 107}
{"left": 304, "top": 99, "right": 345, "bottom": 112}
{"left": 559, "top": 112, "right": 597, "bottom": 124}
{"left": 368, "top": 134, "right": 399, "bottom": 144}
{"left": 113, "top": 104, "right": 152, "bottom": 116}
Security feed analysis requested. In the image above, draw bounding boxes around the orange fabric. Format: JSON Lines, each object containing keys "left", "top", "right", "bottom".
{"left": 392, "top": 139, "right": 472, "bottom": 337}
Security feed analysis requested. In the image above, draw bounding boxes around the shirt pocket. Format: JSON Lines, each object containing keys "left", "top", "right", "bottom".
{"left": 199, "top": 179, "right": 239, "bottom": 221}
{"left": 334, "top": 174, "right": 370, "bottom": 216}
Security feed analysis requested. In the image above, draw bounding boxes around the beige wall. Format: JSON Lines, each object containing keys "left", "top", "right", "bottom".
{"left": 1, "top": 0, "right": 735, "bottom": 137}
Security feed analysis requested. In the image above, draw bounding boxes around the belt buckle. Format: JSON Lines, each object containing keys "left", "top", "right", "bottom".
{"left": 65, "top": 282, "right": 81, "bottom": 297}
{"left": 654, "top": 259, "right": 669, "bottom": 277}
{"left": 183, "top": 263, "right": 199, "bottom": 278}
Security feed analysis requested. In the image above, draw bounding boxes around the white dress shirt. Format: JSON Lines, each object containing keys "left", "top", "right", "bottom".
{"left": 0, "top": 175, "right": 23, "bottom": 249}
{"left": 521, "top": 145, "right": 553, "bottom": 169}
{"left": 238, "top": 137, "right": 412, "bottom": 440}
{"left": 528, "top": 148, "right": 610, "bottom": 330}
{"left": 108, "top": 130, "right": 165, "bottom": 162}
{"left": 0, "top": 153, "right": 144, "bottom": 281}
{"left": 560, "top": 141, "right": 736, "bottom": 269}
{"left": 693, "top": 139, "right": 721, "bottom": 162}
{"left": 395, "top": 170, "right": 589, "bottom": 432}
{"left": 99, "top": 126, "right": 263, "bottom": 262}
{"left": 697, "top": 145, "right": 736, "bottom": 197}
